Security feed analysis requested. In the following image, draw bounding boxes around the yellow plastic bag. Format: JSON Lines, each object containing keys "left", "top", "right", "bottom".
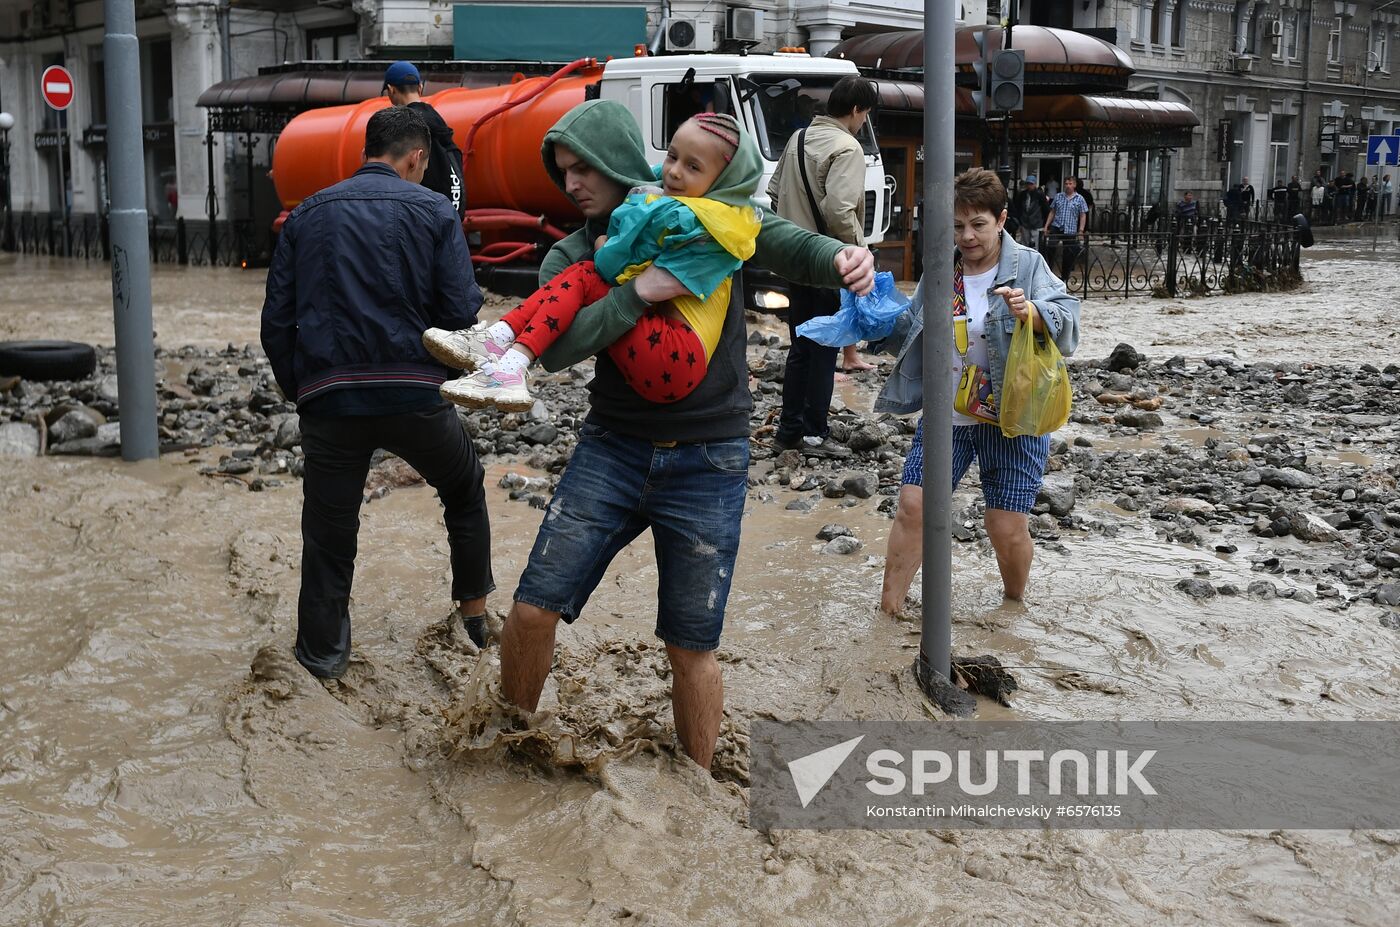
{"left": 999, "top": 318, "right": 1072, "bottom": 438}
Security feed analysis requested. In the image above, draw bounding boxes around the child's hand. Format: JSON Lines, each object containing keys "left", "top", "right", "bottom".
{"left": 594, "top": 234, "right": 609, "bottom": 252}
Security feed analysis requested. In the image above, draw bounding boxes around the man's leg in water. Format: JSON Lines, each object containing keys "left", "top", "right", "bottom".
{"left": 666, "top": 645, "right": 724, "bottom": 770}
{"left": 646, "top": 434, "right": 748, "bottom": 769}
{"left": 505, "top": 422, "right": 648, "bottom": 708}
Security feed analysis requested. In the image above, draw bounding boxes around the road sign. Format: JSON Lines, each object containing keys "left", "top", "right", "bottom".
{"left": 1366, "top": 133, "right": 1400, "bottom": 166}
{"left": 41, "top": 65, "right": 74, "bottom": 111}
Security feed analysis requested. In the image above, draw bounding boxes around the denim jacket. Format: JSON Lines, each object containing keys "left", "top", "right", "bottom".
{"left": 874, "top": 231, "right": 1080, "bottom": 415}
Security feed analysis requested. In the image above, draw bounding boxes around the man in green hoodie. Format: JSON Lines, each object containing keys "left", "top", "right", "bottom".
{"left": 498, "top": 101, "right": 873, "bottom": 770}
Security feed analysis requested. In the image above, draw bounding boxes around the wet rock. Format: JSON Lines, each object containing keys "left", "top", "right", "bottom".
{"left": 816, "top": 523, "right": 852, "bottom": 541}
{"left": 1114, "top": 494, "right": 1140, "bottom": 512}
{"left": 272, "top": 414, "right": 301, "bottom": 450}
{"left": 1105, "top": 343, "right": 1143, "bottom": 372}
{"left": 1246, "top": 580, "right": 1278, "bottom": 599}
{"left": 1115, "top": 409, "right": 1164, "bottom": 430}
{"left": 1036, "top": 475, "right": 1076, "bottom": 517}
{"left": 0, "top": 422, "right": 40, "bottom": 457}
{"left": 1175, "top": 577, "right": 1217, "bottom": 599}
{"left": 847, "top": 423, "right": 885, "bottom": 452}
{"left": 1162, "top": 497, "right": 1214, "bottom": 518}
{"left": 220, "top": 457, "right": 256, "bottom": 475}
{"left": 48, "top": 408, "right": 100, "bottom": 444}
{"left": 1376, "top": 584, "right": 1400, "bottom": 607}
{"left": 839, "top": 470, "right": 879, "bottom": 499}
{"left": 96, "top": 374, "right": 121, "bottom": 405}
{"left": 1291, "top": 512, "right": 1341, "bottom": 544}
{"left": 1258, "top": 467, "right": 1319, "bottom": 490}
{"left": 821, "top": 479, "right": 847, "bottom": 499}
{"left": 1376, "top": 551, "right": 1400, "bottom": 570}
{"left": 822, "top": 535, "right": 863, "bottom": 555}
{"left": 775, "top": 449, "right": 803, "bottom": 471}
{"left": 1281, "top": 382, "right": 1309, "bottom": 405}
{"left": 518, "top": 422, "right": 558, "bottom": 446}
{"left": 785, "top": 497, "right": 815, "bottom": 512}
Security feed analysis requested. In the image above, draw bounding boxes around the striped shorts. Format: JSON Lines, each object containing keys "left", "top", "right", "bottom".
{"left": 900, "top": 418, "right": 1052, "bottom": 514}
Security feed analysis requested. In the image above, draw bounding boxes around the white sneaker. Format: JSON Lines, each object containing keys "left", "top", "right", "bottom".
{"left": 423, "top": 326, "right": 506, "bottom": 371}
{"left": 440, "top": 368, "right": 534, "bottom": 413}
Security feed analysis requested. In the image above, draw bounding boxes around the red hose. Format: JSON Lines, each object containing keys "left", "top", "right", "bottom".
{"left": 472, "top": 242, "right": 538, "bottom": 265}
{"left": 462, "top": 210, "right": 567, "bottom": 240}
{"left": 464, "top": 57, "right": 598, "bottom": 158}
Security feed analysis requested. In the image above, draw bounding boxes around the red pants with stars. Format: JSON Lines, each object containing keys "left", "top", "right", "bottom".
{"left": 499, "top": 260, "right": 710, "bottom": 404}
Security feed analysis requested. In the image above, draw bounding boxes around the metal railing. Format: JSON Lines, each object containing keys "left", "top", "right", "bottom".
{"left": 3, "top": 212, "right": 260, "bottom": 267}
{"left": 1031, "top": 216, "right": 1302, "bottom": 299}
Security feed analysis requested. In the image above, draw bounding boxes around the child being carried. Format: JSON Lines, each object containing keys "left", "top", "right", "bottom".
{"left": 426, "top": 112, "right": 761, "bottom": 412}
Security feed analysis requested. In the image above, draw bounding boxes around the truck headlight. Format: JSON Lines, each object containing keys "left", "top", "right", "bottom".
{"left": 753, "top": 289, "right": 789, "bottom": 310}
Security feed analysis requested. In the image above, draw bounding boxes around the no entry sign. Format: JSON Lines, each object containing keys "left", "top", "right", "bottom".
{"left": 41, "top": 65, "right": 75, "bottom": 111}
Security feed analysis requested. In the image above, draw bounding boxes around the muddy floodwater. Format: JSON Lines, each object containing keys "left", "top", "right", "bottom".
{"left": 2, "top": 243, "right": 1399, "bottom": 925}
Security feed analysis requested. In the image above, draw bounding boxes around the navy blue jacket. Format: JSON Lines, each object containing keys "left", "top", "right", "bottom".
{"left": 261, "top": 162, "right": 481, "bottom": 410}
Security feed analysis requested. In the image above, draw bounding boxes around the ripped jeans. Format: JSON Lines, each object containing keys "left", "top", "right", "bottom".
{"left": 512, "top": 421, "right": 748, "bottom": 651}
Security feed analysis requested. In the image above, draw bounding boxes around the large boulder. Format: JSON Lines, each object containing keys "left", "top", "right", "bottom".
{"left": 0, "top": 422, "right": 40, "bottom": 457}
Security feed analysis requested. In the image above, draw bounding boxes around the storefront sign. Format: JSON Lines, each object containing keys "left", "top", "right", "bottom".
{"left": 1337, "top": 134, "right": 1362, "bottom": 147}
{"left": 80, "top": 122, "right": 175, "bottom": 148}
{"left": 34, "top": 129, "right": 70, "bottom": 151}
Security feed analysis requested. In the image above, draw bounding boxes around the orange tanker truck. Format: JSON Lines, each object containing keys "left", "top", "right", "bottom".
{"left": 268, "top": 52, "right": 890, "bottom": 300}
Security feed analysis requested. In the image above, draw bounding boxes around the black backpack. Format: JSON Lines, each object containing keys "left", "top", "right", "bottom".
{"left": 408, "top": 102, "right": 466, "bottom": 219}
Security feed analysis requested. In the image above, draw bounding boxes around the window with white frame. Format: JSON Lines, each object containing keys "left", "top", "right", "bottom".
{"left": 1328, "top": 16, "right": 1343, "bottom": 65}
{"left": 1285, "top": 11, "right": 1300, "bottom": 60}
{"left": 1370, "top": 23, "right": 1390, "bottom": 72}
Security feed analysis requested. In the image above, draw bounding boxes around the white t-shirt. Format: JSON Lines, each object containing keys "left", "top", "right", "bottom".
{"left": 951, "top": 266, "right": 998, "bottom": 426}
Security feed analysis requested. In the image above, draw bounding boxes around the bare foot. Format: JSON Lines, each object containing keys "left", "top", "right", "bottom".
{"left": 833, "top": 371, "right": 852, "bottom": 383}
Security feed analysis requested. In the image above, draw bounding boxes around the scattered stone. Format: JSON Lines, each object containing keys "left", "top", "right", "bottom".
{"left": 96, "top": 374, "right": 121, "bottom": 405}
{"left": 839, "top": 470, "right": 879, "bottom": 500}
{"left": 0, "top": 422, "right": 40, "bottom": 458}
{"left": 785, "top": 498, "right": 815, "bottom": 512}
{"left": 1175, "top": 577, "right": 1217, "bottom": 599}
{"left": 822, "top": 535, "right": 863, "bottom": 555}
{"left": 1291, "top": 512, "right": 1341, "bottom": 543}
{"left": 1246, "top": 580, "right": 1278, "bottom": 599}
{"left": 518, "top": 422, "right": 558, "bottom": 446}
{"left": 1037, "top": 475, "right": 1076, "bottom": 517}
{"left": 47, "top": 409, "right": 99, "bottom": 444}
{"left": 1115, "top": 409, "right": 1164, "bottom": 430}
{"left": 272, "top": 414, "right": 301, "bottom": 450}
{"left": 1162, "top": 497, "right": 1215, "bottom": 517}
{"left": 847, "top": 423, "right": 885, "bottom": 452}
{"left": 1105, "top": 343, "right": 1143, "bottom": 372}
{"left": 1258, "top": 467, "right": 1320, "bottom": 490}
{"left": 816, "top": 523, "right": 852, "bottom": 541}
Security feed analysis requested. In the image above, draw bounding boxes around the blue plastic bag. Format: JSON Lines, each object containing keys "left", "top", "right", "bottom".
{"left": 794, "top": 271, "right": 911, "bottom": 347}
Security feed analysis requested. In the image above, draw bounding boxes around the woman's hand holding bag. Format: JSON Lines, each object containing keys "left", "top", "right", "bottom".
{"left": 998, "top": 304, "right": 1072, "bottom": 438}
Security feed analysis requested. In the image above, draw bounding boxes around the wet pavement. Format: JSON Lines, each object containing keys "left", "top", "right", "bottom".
{"left": 2, "top": 240, "right": 1399, "bottom": 925}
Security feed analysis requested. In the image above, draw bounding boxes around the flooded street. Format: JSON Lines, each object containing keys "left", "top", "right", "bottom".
{"left": 2, "top": 242, "right": 1399, "bottom": 925}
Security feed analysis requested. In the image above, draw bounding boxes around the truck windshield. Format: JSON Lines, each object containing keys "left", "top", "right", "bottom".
{"left": 746, "top": 75, "right": 879, "bottom": 161}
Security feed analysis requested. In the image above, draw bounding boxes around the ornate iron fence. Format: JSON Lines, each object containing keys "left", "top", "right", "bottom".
{"left": 3, "top": 212, "right": 253, "bottom": 267}
{"left": 1040, "top": 217, "right": 1302, "bottom": 299}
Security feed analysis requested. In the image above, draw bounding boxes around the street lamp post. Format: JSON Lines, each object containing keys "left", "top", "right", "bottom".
{"left": 0, "top": 111, "right": 14, "bottom": 252}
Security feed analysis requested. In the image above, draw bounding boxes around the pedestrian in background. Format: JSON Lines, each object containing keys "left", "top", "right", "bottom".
{"left": 1382, "top": 174, "right": 1393, "bottom": 219}
{"left": 1042, "top": 176, "right": 1088, "bottom": 283}
{"left": 1010, "top": 174, "right": 1049, "bottom": 250}
{"left": 766, "top": 74, "right": 876, "bottom": 457}
{"left": 1287, "top": 175, "right": 1302, "bottom": 217}
{"left": 383, "top": 61, "right": 468, "bottom": 220}
{"left": 1240, "top": 176, "right": 1256, "bottom": 219}
{"left": 261, "top": 106, "right": 491, "bottom": 680}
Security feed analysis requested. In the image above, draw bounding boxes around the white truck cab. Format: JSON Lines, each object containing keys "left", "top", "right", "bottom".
{"left": 594, "top": 54, "right": 889, "bottom": 250}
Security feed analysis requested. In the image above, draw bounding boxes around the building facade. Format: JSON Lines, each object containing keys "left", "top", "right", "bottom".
{"left": 1019, "top": 0, "right": 1400, "bottom": 206}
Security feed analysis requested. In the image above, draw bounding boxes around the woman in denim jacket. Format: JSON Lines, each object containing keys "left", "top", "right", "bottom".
{"left": 877, "top": 169, "right": 1081, "bottom": 613}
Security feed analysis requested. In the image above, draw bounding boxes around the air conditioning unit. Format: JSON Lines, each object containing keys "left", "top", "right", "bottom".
{"left": 668, "top": 17, "right": 715, "bottom": 52}
{"left": 1227, "top": 54, "right": 1254, "bottom": 73}
{"left": 728, "top": 7, "right": 765, "bottom": 44}
{"left": 1271, "top": 20, "right": 1284, "bottom": 37}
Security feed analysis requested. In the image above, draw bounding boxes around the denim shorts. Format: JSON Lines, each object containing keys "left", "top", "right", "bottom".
{"left": 901, "top": 417, "right": 1051, "bottom": 514}
{"left": 513, "top": 422, "right": 749, "bottom": 651}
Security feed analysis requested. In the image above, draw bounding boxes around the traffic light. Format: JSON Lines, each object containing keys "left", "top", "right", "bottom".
{"left": 990, "top": 49, "right": 1025, "bottom": 112}
{"left": 971, "top": 29, "right": 991, "bottom": 119}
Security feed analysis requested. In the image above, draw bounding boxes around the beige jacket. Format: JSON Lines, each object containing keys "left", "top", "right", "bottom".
{"left": 766, "top": 115, "right": 866, "bottom": 246}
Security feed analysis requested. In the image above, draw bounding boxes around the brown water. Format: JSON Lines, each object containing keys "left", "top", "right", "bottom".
{"left": 3, "top": 247, "right": 1400, "bottom": 925}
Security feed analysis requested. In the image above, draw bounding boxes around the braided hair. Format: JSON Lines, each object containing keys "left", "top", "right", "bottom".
{"left": 688, "top": 112, "right": 741, "bottom": 162}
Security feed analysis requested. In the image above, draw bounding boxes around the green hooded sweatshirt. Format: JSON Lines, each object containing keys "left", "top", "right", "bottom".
{"left": 535, "top": 99, "right": 852, "bottom": 442}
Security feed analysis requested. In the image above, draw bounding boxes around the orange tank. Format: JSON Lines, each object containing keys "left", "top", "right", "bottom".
{"left": 270, "top": 66, "right": 602, "bottom": 221}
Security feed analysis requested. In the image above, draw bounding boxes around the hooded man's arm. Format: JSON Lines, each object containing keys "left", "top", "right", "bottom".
{"left": 750, "top": 213, "right": 846, "bottom": 287}
{"left": 536, "top": 280, "right": 651, "bottom": 371}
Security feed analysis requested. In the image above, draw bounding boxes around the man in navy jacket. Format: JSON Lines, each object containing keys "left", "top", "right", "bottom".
{"left": 261, "top": 106, "right": 491, "bottom": 680}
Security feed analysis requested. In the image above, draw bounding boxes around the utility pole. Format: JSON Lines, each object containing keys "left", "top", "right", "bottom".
{"left": 915, "top": 0, "right": 971, "bottom": 714}
{"left": 104, "top": 0, "right": 159, "bottom": 461}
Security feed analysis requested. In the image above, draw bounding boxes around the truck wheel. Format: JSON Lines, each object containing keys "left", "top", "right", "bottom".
{"left": 0, "top": 340, "right": 98, "bottom": 381}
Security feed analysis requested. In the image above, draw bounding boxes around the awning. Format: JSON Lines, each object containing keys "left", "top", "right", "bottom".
{"left": 869, "top": 79, "right": 1199, "bottom": 150}
{"left": 832, "top": 25, "right": 1134, "bottom": 92}
{"left": 195, "top": 60, "right": 571, "bottom": 111}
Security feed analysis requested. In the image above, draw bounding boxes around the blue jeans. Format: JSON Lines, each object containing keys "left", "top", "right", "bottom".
{"left": 513, "top": 422, "right": 749, "bottom": 651}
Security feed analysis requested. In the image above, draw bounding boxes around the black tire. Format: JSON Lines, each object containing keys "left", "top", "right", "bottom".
{"left": 1291, "top": 213, "right": 1315, "bottom": 248}
{"left": 0, "top": 340, "right": 98, "bottom": 381}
